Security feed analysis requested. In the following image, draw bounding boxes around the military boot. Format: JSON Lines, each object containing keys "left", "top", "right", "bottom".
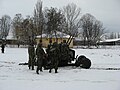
{"left": 36, "top": 71, "right": 39, "bottom": 74}
{"left": 36, "top": 68, "right": 39, "bottom": 74}
{"left": 32, "top": 66, "right": 34, "bottom": 70}
{"left": 55, "top": 69, "right": 58, "bottom": 73}
{"left": 49, "top": 69, "right": 52, "bottom": 73}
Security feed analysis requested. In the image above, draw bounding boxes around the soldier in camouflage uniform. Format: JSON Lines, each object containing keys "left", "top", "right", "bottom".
{"left": 46, "top": 39, "right": 53, "bottom": 66}
{"left": 36, "top": 40, "right": 45, "bottom": 74}
{"left": 28, "top": 42, "right": 36, "bottom": 70}
{"left": 49, "top": 42, "right": 60, "bottom": 73}
{"left": 61, "top": 40, "right": 70, "bottom": 63}
{"left": 46, "top": 39, "right": 52, "bottom": 55}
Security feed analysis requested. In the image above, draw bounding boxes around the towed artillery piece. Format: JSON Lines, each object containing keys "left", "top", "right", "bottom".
{"left": 58, "top": 48, "right": 91, "bottom": 69}
{"left": 45, "top": 36, "right": 92, "bottom": 69}
{"left": 19, "top": 36, "right": 92, "bottom": 69}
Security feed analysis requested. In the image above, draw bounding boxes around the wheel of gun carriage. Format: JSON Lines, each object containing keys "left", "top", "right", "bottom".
{"left": 75, "top": 55, "right": 91, "bottom": 69}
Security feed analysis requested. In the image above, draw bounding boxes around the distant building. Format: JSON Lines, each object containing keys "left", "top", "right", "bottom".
{"left": 99, "top": 38, "right": 120, "bottom": 45}
{"left": 4, "top": 30, "right": 73, "bottom": 47}
{"left": 36, "top": 32, "right": 73, "bottom": 47}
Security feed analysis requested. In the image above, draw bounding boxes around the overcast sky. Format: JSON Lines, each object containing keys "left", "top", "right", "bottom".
{"left": 0, "top": 0, "right": 120, "bottom": 32}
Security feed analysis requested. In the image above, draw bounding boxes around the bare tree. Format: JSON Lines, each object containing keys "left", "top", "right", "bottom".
{"left": 92, "top": 20, "right": 104, "bottom": 46}
{"left": 12, "top": 14, "right": 36, "bottom": 45}
{"left": 118, "top": 32, "right": 120, "bottom": 38}
{"left": 21, "top": 17, "right": 37, "bottom": 44}
{"left": 62, "top": 3, "right": 81, "bottom": 37}
{"left": 80, "top": 13, "right": 94, "bottom": 47}
{"left": 109, "top": 32, "right": 114, "bottom": 39}
{"left": 33, "top": 0, "right": 44, "bottom": 39}
{"left": 0, "top": 19, "right": 2, "bottom": 39}
{"left": 81, "top": 13, "right": 105, "bottom": 47}
{"left": 0, "top": 15, "right": 11, "bottom": 40}
{"left": 12, "top": 14, "right": 23, "bottom": 39}
{"left": 12, "top": 14, "right": 24, "bottom": 47}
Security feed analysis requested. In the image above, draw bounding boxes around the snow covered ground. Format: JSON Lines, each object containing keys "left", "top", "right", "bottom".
{"left": 0, "top": 46, "right": 120, "bottom": 90}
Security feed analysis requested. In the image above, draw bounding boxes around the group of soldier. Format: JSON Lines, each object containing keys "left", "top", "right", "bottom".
{"left": 28, "top": 39, "right": 69, "bottom": 74}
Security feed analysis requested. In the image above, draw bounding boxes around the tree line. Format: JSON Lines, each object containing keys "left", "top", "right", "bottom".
{"left": 0, "top": 0, "right": 105, "bottom": 47}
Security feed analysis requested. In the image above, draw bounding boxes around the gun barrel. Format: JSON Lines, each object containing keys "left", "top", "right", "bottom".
{"left": 66, "top": 36, "right": 72, "bottom": 44}
{"left": 66, "top": 35, "right": 74, "bottom": 46}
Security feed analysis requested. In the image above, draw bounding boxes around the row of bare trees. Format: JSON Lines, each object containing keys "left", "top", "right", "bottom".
{"left": 0, "top": 0, "right": 105, "bottom": 47}
{"left": 109, "top": 32, "right": 120, "bottom": 39}
{"left": 81, "top": 13, "right": 105, "bottom": 47}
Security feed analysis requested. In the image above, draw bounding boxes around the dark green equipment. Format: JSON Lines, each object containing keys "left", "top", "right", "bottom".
{"left": 45, "top": 36, "right": 91, "bottom": 69}
{"left": 19, "top": 36, "right": 92, "bottom": 69}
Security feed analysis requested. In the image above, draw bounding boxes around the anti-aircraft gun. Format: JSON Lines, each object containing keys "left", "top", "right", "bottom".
{"left": 57, "top": 35, "right": 92, "bottom": 69}
{"left": 19, "top": 35, "right": 91, "bottom": 69}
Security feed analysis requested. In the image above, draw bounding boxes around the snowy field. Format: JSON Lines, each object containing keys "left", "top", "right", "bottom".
{"left": 0, "top": 46, "right": 120, "bottom": 90}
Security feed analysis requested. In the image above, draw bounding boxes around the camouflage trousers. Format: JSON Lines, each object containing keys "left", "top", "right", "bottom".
{"left": 28, "top": 56, "right": 35, "bottom": 70}
{"left": 49, "top": 58, "right": 59, "bottom": 73}
{"left": 36, "top": 59, "right": 43, "bottom": 73}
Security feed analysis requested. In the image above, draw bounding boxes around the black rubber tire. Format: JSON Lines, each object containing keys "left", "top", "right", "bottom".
{"left": 76, "top": 55, "right": 91, "bottom": 69}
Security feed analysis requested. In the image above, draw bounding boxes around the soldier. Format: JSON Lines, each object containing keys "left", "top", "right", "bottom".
{"left": 28, "top": 41, "right": 35, "bottom": 70}
{"left": 46, "top": 39, "right": 53, "bottom": 54}
{"left": 49, "top": 42, "right": 60, "bottom": 73}
{"left": 61, "top": 40, "right": 70, "bottom": 62}
{"left": 36, "top": 40, "right": 45, "bottom": 74}
{"left": 1, "top": 42, "right": 5, "bottom": 53}
{"left": 46, "top": 39, "right": 53, "bottom": 66}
